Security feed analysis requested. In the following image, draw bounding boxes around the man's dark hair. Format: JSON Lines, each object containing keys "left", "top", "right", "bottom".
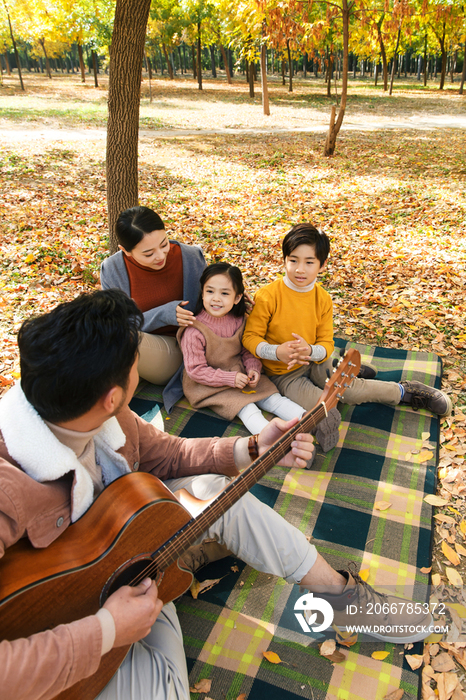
{"left": 116, "top": 206, "right": 165, "bottom": 252}
{"left": 18, "top": 289, "right": 143, "bottom": 423}
{"left": 196, "top": 262, "right": 246, "bottom": 317}
{"left": 282, "top": 224, "right": 330, "bottom": 267}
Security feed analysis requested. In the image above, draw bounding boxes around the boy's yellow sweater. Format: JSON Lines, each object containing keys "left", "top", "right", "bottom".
{"left": 243, "top": 278, "right": 334, "bottom": 376}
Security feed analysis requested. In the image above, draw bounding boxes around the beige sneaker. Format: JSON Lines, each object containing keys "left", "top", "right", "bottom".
{"left": 305, "top": 568, "right": 433, "bottom": 644}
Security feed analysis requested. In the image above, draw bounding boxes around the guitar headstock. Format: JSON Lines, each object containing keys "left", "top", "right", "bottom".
{"left": 320, "top": 348, "right": 361, "bottom": 412}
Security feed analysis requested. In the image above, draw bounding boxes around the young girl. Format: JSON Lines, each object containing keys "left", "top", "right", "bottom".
{"left": 178, "top": 262, "right": 310, "bottom": 435}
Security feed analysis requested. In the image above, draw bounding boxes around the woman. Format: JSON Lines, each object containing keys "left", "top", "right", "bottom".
{"left": 100, "top": 206, "right": 205, "bottom": 412}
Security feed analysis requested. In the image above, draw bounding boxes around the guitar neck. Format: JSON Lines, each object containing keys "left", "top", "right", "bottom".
{"left": 154, "top": 403, "right": 328, "bottom": 570}
{"left": 153, "top": 347, "right": 360, "bottom": 572}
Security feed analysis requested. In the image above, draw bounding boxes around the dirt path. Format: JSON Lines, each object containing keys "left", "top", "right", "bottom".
{"left": 1, "top": 112, "right": 465, "bottom": 144}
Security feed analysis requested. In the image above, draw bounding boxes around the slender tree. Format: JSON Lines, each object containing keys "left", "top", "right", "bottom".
{"left": 106, "top": 0, "right": 151, "bottom": 252}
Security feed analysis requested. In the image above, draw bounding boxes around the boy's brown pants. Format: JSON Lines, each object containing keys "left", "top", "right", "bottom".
{"left": 270, "top": 360, "right": 402, "bottom": 413}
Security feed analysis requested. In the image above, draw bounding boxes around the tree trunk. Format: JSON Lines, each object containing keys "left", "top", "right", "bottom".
{"left": 146, "top": 54, "right": 152, "bottom": 102}
{"left": 197, "top": 23, "right": 202, "bottom": 90}
{"left": 191, "top": 45, "right": 197, "bottom": 79}
{"left": 389, "top": 24, "right": 401, "bottom": 95}
{"left": 163, "top": 45, "right": 174, "bottom": 79}
{"left": 260, "top": 42, "right": 270, "bottom": 115}
{"left": 248, "top": 58, "right": 254, "bottom": 97}
{"left": 92, "top": 51, "right": 99, "bottom": 87}
{"left": 210, "top": 45, "right": 216, "bottom": 77}
{"left": 281, "top": 59, "right": 285, "bottom": 85}
{"left": 106, "top": 0, "right": 151, "bottom": 253}
{"left": 4, "top": 53, "right": 11, "bottom": 75}
{"left": 286, "top": 39, "right": 293, "bottom": 92}
{"left": 377, "top": 19, "right": 388, "bottom": 90}
{"left": 423, "top": 34, "right": 427, "bottom": 86}
{"left": 326, "top": 51, "right": 333, "bottom": 97}
{"left": 3, "top": 0, "right": 24, "bottom": 90}
{"left": 324, "top": 0, "right": 349, "bottom": 156}
{"left": 77, "top": 44, "right": 86, "bottom": 82}
{"left": 219, "top": 44, "right": 232, "bottom": 83}
{"left": 438, "top": 22, "right": 447, "bottom": 90}
{"left": 39, "top": 39, "right": 52, "bottom": 79}
{"left": 459, "top": 40, "right": 466, "bottom": 95}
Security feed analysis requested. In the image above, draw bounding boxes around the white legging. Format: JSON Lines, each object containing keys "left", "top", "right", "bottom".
{"left": 237, "top": 392, "right": 305, "bottom": 434}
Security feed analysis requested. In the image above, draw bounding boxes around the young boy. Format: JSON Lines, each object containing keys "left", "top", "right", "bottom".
{"left": 242, "top": 223, "right": 451, "bottom": 421}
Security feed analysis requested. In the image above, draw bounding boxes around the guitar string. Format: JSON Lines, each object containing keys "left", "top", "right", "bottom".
{"left": 125, "top": 404, "right": 329, "bottom": 587}
{"left": 118, "top": 360, "right": 357, "bottom": 590}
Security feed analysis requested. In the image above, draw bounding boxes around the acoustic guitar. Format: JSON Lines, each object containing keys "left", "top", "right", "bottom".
{"left": 0, "top": 348, "right": 360, "bottom": 700}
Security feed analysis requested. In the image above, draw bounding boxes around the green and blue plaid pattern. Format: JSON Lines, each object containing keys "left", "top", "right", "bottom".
{"left": 130, "top": 340, "right": 442, "bottom": 700}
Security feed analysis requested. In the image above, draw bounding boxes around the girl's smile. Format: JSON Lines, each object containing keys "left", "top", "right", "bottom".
{"left": 202, "top": 274, "right": 242, "bottom": 318}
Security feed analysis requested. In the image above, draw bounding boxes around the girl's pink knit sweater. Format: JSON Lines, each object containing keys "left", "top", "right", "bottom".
{"left": 180, "top": 309, "right": 262, "bottom": 388}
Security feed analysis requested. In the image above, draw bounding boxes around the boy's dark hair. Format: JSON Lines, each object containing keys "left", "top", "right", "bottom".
{"left": 116, "top": 206, "right": 165, "bottom": 252}
{"left": 196, "top": 262, "right": 246, "bottom": 317}
{"left": 18, "top": 289, "right": 144, "bottom": 423}
{"left": 282, "top": 224, "right": 330, "bottom": 267}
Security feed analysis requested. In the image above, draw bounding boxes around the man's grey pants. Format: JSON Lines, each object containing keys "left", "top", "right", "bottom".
{"left": 97, "top": 474, "right": 317, "bottom": 700}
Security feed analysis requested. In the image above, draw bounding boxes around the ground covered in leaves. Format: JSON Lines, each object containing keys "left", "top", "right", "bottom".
{"left": 1, "top": 74, "right": 465, "bottom": 697}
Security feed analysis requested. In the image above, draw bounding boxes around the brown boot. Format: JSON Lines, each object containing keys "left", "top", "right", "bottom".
{"left": 180, "top": 539, "right": 232, "bottom": 573}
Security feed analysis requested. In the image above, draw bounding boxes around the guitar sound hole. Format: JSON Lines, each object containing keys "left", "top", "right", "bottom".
{"left": 101, "top": 556, "right": 156, "bottom": 604}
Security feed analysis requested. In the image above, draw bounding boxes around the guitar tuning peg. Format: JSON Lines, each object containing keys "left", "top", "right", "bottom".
{"left": 326, "top": 368, "right": 331, "bottom": 380}
{"left": 339, "top": 347, "right": 345, "bottom": 357}
{"left": 332, "top": 358, "right": 339, "bottom": 368}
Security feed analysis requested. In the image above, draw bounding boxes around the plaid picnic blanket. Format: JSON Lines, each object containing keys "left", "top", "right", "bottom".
{"left": 130, "top": 339, "right": 442, "bottom": 700}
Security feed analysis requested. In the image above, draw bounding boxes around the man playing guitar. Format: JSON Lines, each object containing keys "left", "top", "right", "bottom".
{"left": 0, "top": 290, "right": 432, "bottom": 700}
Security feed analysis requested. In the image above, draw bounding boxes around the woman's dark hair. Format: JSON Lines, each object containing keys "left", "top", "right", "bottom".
{"left": 196, "top": 262, "right": 246, "bottom": 317}
{"left": 18, "top": 289, "right": 144, "bottom": 423}
{"left": 116, "top": 206, "right": 165, "bottom": 252}
{"left": 282, "top": 224, "right": 330, "bottom": 267}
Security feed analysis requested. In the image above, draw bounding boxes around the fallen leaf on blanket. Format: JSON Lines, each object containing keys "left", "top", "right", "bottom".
{"left": 442, "top": 542, "right": 460, "bottom": 566}
{"left": 432, "top": 573, "right": 442, "bottom": 586}
{"left": 431, "top": 653, "right": 457, "bottom": 673}
{"left": 405, "top": 451, "right": 412, "bottom": 462}
{"left": 424, "top": 664, "right": 436, "bottom": 677}
{"left": 460, "top": 521, "right": 466, "bottom": 537}
{"left": 436, "top": 672, "right": 459, "bottom": 700}
{"left": 359, "top": 568, "right": 370, "bottom": 582}
{"left": 429, "top": 644, "right": 440, "bottom": 656}
{"left": 422, "top": 432, "right": 431, "bottom": 441}
{"left": 325, "top": 649, "right": 346, "bottom": 663}
{"left": 336, "top": 632, "right": 358, "bottom": 647}
{"left": 262, "top": 651, "right": 282, "bottom": 664}
{"left": 241, "top": 390, "right": 256, "bottom": 394}
{"left": 375, "top": 501, "right": 392, "bottom": 511}
{"left": 383, "top": 689, "right": 404, "bottom": 700}
{"left": 372, "top": 650, "right": 390, "bottom": 660}
{"left": 231, "top": 565, "right": 239, "bottom": 572}
{"left": 455, "top": 543, "right": 466, "bottom": 557}
{"left": 320, "top": 639, "right": 336, "bottom": 656}
{"left": 434, "top": 514, "right": 456, "bottom": 525}
{"left": 189, "top": 678, "right": 212, "bottom": 693}
{"left": 420, "top": 566, "right": 432, "bottom": 574}
{"left": 190, "top": 577, "right": 224, "bottom": 599}
{"left": 424, "top": 495, "right": 450, "bottom": 507}
{"left": 236, "top": 694, "right": 247, "bottom": 700}
{"left": 405, "top": 654, "right": 424, "bottom": 670}
{"left": 445, "top": 567, "right": 463, "bottom": 587}
{"left": 412, "top": 450, "right": 434, "bottom": 464}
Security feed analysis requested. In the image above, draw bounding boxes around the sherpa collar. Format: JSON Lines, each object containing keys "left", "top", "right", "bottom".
{"left": 0, "top": 383, "right": 129, "bottom": 522}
